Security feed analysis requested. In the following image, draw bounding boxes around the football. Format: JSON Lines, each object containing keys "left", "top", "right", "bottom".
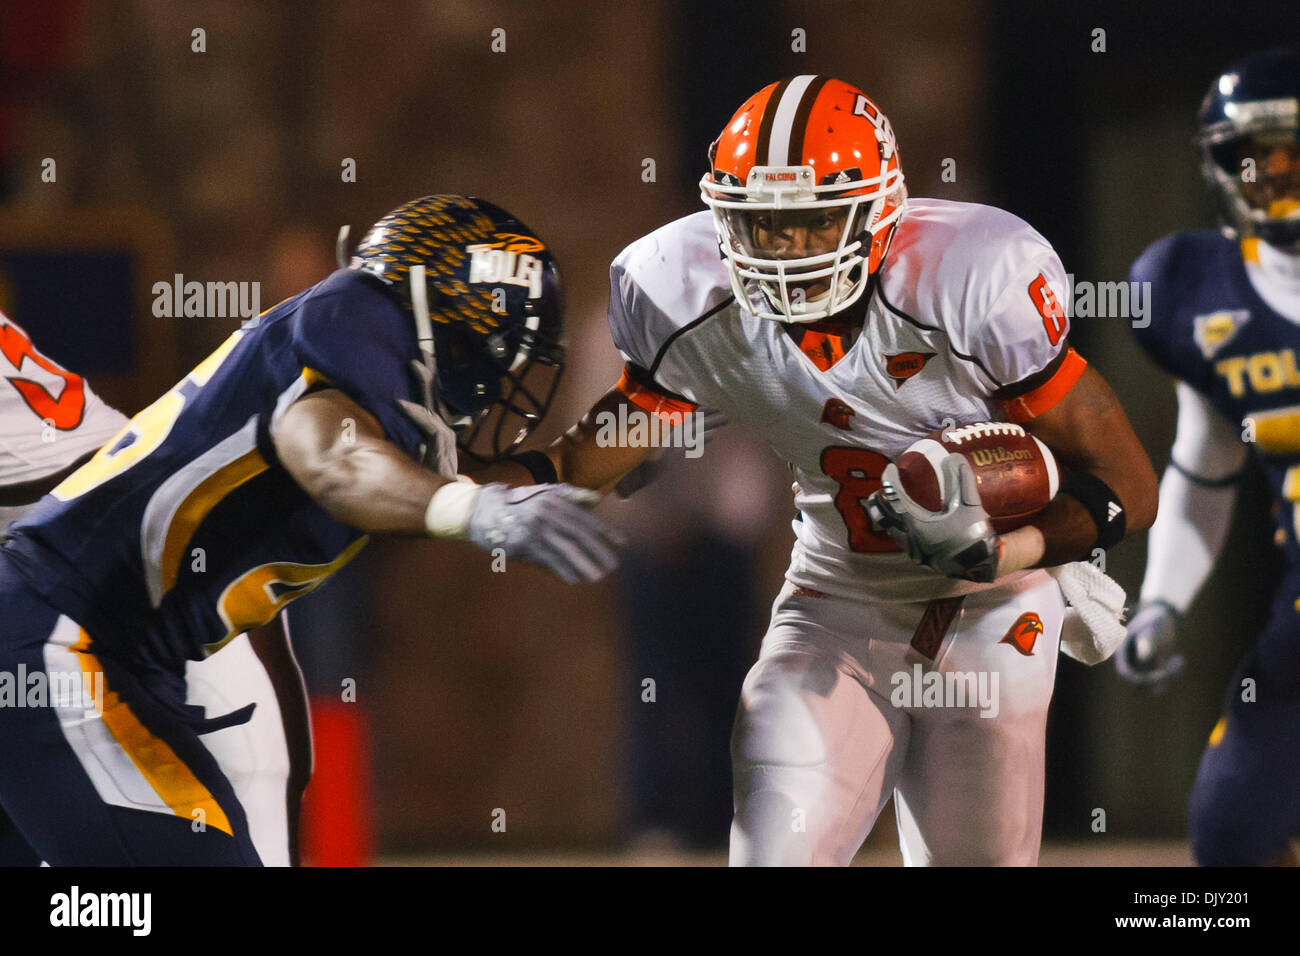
{"left": 894, "top": 421, "right": 1060, "bottom": 533}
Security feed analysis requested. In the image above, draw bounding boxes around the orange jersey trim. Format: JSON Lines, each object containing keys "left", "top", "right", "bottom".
{"left": 998, "top": 347, "right": 1087, "bottom": 423}
{"left": 615, "top": 367, "right": 698, "bottom": 424}
{"left": 798, "top": 330, "right": 847, "bottom": 372}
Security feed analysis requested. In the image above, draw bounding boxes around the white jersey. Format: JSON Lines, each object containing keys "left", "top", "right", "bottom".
{"left": 609, "top": 199, "right": 1079, "bottom": 603}
{"left": 0, "top": 312, "right": 129, "bottom": 532}
{"left": 0, "top": 311, "right": 128, "bottom": 489}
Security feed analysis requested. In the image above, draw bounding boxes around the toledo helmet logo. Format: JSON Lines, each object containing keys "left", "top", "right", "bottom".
{"left": 999, "top": 612, "right": 1043, "bottom": 656}
{"left": 467, "top": 233, "right": 545, "bottom": 297}
{"left": 481, "top": 233, "right": 545, "bottom": 254}
{"left": 883, "top": 352, "right": 934, "bottom": 388}
{"left": 819, "top": 397, "right": 855, "bottom": 431}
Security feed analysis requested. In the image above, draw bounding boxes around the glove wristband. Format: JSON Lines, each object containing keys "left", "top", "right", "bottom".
{"left": 1060, "top": 467, "right": 1126, "bottom": 551}
{"left": 425, "top": 476, "right": 480, "bottom": 538}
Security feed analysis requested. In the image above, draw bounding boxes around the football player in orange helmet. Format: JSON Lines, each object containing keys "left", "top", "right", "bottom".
{"left": 701, "top": 76, "right": 906, "bottom": 323}
{"left": 486, "top": 76, "right": 1156, "bottom": 865}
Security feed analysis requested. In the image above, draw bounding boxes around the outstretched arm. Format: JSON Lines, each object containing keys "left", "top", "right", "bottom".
{"left": 273, "top": 388, "right": 448, "bottom": 534}
{"left": 465, "top": 387, "right": 657, "bottom": 493}
{"left": 272, "top": 387, "right": 621, "bottom": 583}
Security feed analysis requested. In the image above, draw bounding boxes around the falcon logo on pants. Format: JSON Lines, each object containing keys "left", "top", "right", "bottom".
{"left": 1000, "top": 612, "right": 1043, "bottom": 656}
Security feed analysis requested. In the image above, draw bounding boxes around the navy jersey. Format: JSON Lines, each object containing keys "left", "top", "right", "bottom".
{"left": 2, "top": 269, "right": 425, "bottom": 665}
{"left": 1131, "top": 231, "right": 1300, "bottom": 568}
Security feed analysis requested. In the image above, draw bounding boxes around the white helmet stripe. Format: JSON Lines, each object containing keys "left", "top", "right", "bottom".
{"left": 766, "top": 74, "right": 817, "bottom": 166}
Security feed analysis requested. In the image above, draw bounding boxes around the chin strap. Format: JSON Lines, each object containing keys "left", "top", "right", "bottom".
{"left": 404, "top": 264, "right": 459, "bottom": 478}
{"left": 335, "top": 225, "right": 351, "bottom": 269}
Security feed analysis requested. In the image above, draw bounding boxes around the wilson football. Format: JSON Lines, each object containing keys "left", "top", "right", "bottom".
{"left": 894, "top": 421, "right": 1060, "bottom": 533}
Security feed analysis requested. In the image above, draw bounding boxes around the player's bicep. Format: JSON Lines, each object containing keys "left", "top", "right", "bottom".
{"left": 271, "top": 388, "right": 387, "bottom": 490}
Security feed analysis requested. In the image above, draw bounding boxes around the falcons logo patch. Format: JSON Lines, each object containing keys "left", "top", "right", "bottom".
{"left": 883, "top": 352, "right": 934, "bottom": 389}
{"left": 1000, "top": 612, "right": 1044, "bottom": 656}
{"left": 819, "top": 397, "right": 855, "bottom": 431}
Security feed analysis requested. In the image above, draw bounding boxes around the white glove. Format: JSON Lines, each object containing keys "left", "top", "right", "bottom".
{"left": 1114, "top": 600, "right": 1184, "bottom": 688}
{"left": 426, "top": 480, "right": 622, "bottom": 584}
{"left": 1049, "top": 561, "right": 1127, "bottom": 665}
{"left": 867, "top": 454, "right": 1002, "bottom": 582}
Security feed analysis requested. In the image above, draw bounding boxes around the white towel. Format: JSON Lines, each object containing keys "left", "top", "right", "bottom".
{"left": 1048, "top": 561, "right": 1127, "bottom": 666}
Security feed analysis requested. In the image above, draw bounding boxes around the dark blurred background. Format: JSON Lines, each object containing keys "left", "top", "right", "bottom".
{"left": 0, "top": 0, "right": 1292, "bottom": 861}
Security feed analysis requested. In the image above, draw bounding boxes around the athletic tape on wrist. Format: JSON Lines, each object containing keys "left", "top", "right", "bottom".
{"left": 425, "top": 476, "right": 480, "bottom": 538}
{"left": 1061, "top": 468, "right": 1126, "bottom": 551}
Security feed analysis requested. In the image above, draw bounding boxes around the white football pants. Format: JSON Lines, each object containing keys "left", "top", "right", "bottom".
{"left": 185, "top": 626, "right": 310, "bottom": 867}
{"left": 730, "top": 571, "right": 1063, "bottom": 866}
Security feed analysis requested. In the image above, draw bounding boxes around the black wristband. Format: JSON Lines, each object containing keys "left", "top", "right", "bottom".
{"left": 507, "top": 450, "right": 558, "bottom": 484}
{"left": 1060, "top": 468, "right": 1126, "bottom": 551}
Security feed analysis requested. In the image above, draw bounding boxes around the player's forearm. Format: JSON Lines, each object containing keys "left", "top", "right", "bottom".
{"left": 999, "top": 454, "right": 1157, "bottom": 573}
{"left": 1137, "top": 465, "right": 1237, "bottom": 612}
{"left": 295, "top": 437, "right": 449, "bottom": 534}
{"left": 1002, "top": 492, "right": 1107, "bottom": 571}
{"left": 1000, "top": 460, "right": 1156, "bottom": 574}
{"left": 1008, "top": 367, "right": 1158, "bottom": 573}
{"left": 545, "top": 389, "right": 653, "bottom": 491}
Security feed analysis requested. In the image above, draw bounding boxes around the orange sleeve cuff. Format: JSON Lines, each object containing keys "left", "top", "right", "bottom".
{"left": 616, "top": 367, "right": 698, "bottom": 424}
{"left": 998, "top": 348, "right": 1087, "bottom": 423}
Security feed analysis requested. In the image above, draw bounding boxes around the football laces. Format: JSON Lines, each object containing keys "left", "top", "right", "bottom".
{"left": 941, "top": 421, "right": 1026, "bottom": 444}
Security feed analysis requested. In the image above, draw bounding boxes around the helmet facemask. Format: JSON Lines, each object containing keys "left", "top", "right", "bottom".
{"left": 702, "top": 164, "right": 906, "bottom": 323}
{"left": 1199, "top": 99, "right": 1300, "bottom": 251}
{"left": 347, "top": 195, "right": 567, "bottom": 466}
{"left": 446, "top": 318, "right": 565, "bottom": 464}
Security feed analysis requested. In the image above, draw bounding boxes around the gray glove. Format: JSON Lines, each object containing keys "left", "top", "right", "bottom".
{"left": 402, "top": 357, "right": 461, "bottom": 479}
{"left": 465, "top": 483, "right": 623, "bottom": 584}
{"left": 866, "top": 454, "right": 1002, "bottom": 583}
{"left": 1115, "top": 600, "right": 1184, "bottom": 689}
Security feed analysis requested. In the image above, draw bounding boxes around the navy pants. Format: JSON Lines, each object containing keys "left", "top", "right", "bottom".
{"left": 0, "top": 553, "right": 261, "bottom": 865}
{"left": 1188, "top": 568, "right": 1300, "bottom": 865}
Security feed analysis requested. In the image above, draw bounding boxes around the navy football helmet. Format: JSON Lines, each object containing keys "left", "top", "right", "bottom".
{"left": 349, "top": 195, "right": 565, "bottom": 461}
{"left": 1198, "top": 47, "right": 1300, "bottom": 250}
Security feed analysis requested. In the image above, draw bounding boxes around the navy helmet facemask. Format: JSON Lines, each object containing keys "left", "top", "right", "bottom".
{"left": 1198, "top": 47, "right": 1300, "bottom": 251}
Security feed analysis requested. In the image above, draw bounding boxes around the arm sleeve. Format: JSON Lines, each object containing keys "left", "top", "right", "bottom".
{"left": 969, "top": 250, "right": 1087, "bottom": 422}
{"left": 1138, "top": 382, "right": 1245, "bottom": 612}
{"left": 285, "top": 276, "right": 425, "bottom": 458}
{"left": 607, "top": 262, "right": 701, "bottom": 419}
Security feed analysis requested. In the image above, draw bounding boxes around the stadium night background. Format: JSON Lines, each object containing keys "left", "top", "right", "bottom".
{"left": 0, "top": 0, "right": 1293, "bottom": 867}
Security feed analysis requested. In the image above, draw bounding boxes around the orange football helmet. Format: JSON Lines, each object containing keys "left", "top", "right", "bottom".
{"left": 700, "top": 75, "right": 906, "bottom": 322}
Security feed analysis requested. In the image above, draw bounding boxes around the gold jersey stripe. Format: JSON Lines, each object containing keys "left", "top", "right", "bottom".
{"left": 72, "top": 629, "right": 234, "bottom": 836}
{"left": 1251, "top": 405, "right": 1300, "bottom": 456}
{"left": 1208, "top": 716, "right": 1227, "bottom": 748}
{"left": 160, "top": 449, "right": 269, "bottom": 596}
